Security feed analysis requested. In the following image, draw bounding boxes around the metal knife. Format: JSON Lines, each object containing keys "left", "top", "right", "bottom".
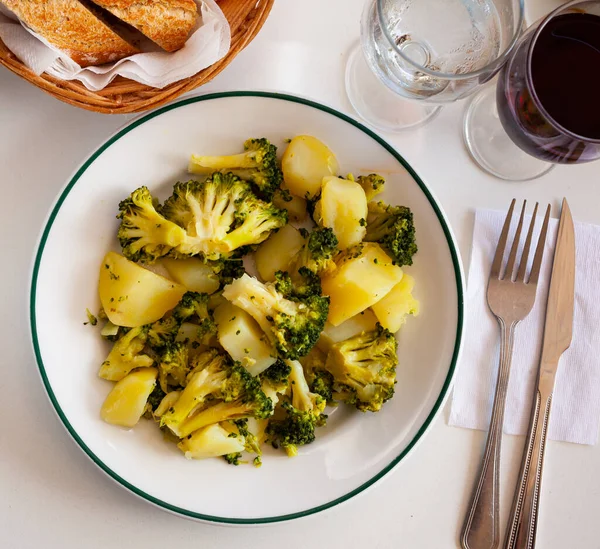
{"left": 504, "top": 198, "right": 576, "bottom": 549}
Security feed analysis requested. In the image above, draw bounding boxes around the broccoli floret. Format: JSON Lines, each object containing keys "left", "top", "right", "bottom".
{"left": 226, "top": 194, "right": 287, "bottom": 253}
{"left": 356, "top": 174, "right": 385, "bottom": 201}
{"left": 261, "top": 359, "right": 291, "bottom": 390}
{"left": 266, "top": 403, "right": 315, "bottom": 456}
{"left": 157, "top": 342, "right": 190, "bottom": 392}
{"left": 259, "top": 359, "right": 292, "bottom": 401}
{"left": 311, "top": 371, "right": 335, "bottom": 403}
{"left": 147, "top": 383, "right": 167, "bottom": 412}
{"left": 273, "top": 267, "right": 324, "bottom": 301}
{"left": 161, "top": 174, "right": 287, "bottom": 260}
{"left": 292, "top": 227, "right": 338, "bottom": 276}
{"left": 177, "top": 390, "right": 274, "bottom": 439}
{"left": 171, "top": 291, "right": 216, "bottom": 341}
{"left": 325, "top": 325, "right": 398, "bottom": 412}
{"left": 161, "top": 349, "right": 236, "bottom": 432}
{"left": 256, "top": 360, "right": 292, "bottom": 413}
{"left": 287, "top": 360, "right": 327, "bottom": 419}
{"left": 147, "top": 315, "right": 181, "bottom": 349}
{"left": 222, "top": 272, "right": 329, "bottom": 360}
{"left": 117, "top": 186, "right": 188, "bottom": 263}
{"left": 98, "top": 326, "right": 154, "bottom": 381}
{"left": 346, "top": 172, "right": 385, "bottom": 201}
{"left": 160, "top": 175, "right": 245, "bottom": 243}
{"left": 169, "top": 358, "right": 274, "bottom": 438}
{"left": 364, "top": 201, "right": 417, "bottom": 267}
{"left": 208, "top": 258, "right": 246, "bottom": 288}
{"left": 189, "top": 138, "right": 283, "bottom": 200}
{"left": 306, "top": 194, "right": 320, "bottom": 224}
{"left": 146, "top": 292, "right": 215, "bottom": 356}
{"left": 84, "top": 308, "right": 98, "bottom": 326}
{"left": 301, "top": 347, "right": 334, "bottom": 403}
{"left": 223, "top": 452, "right": 243, "bottom": 465}
{"left": 273, "top": 187, "right": 293, "bottom": 203}
{"left": 266, "top": 360, "right": 326, "bottom": 456}
{"left": 288, "top": 359, "right": 326, "bottom": 414}
{"left": 172, "top": 291, "right": 210, "bottom": 321}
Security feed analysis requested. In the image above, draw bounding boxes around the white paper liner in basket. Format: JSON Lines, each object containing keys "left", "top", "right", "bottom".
{"left": 0, "top": 0, "right": 230, "bottom": 91}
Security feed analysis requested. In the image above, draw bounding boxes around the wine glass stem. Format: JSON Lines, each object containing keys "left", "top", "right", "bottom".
{"left": 463, "top": 83, "right": 554, "bottom": 181}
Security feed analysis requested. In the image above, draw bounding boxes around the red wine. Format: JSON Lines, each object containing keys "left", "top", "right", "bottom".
{"left": 497, "top": 12, "right": 600, "bottom": 164}
{"left": 532, "top": 13, "right": 600, "bottom": 139}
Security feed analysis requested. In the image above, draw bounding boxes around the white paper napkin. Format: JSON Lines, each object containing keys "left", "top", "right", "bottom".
{"left": 449, "top": 208, "right": 600, "bottom": 445}
{"left": 0, "top": 0, "right": 230, "bottom": 91}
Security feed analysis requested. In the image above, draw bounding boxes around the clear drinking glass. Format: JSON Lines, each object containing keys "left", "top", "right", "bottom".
{"left": 464, "top": 0, "right": 600, "bottom": 180}
{"left": 345, "top": 0, "right": 524, "bottom": 132}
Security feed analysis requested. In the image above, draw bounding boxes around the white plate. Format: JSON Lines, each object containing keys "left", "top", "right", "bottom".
{"left": 30, "top": 92, "right": 464, "bottom": 524}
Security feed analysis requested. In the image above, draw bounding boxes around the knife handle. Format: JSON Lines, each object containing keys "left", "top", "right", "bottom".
{"left": 504, "top": 386, "right": 553, "bottom": 549}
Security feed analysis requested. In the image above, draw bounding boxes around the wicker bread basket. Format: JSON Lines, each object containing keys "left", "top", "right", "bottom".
{"left": 0, "top": 0, "right": 274, "bottom": 114}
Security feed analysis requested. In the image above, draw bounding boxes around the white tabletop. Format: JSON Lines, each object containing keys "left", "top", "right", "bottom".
{"left": 2, "top": 1, "right": 600, "bottom": 547}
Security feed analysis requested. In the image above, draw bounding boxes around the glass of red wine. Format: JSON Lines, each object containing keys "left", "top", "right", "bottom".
{"left": 464, "top": 0, "right": 600, "bottom": 180}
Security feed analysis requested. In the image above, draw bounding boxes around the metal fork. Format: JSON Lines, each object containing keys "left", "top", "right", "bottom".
{"left": 461, "top": 200, "right": 551, "bottom": 549}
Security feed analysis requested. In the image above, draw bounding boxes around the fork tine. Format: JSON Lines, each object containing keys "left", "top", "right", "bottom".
{"left": 490, "top": 199, "right": 516, "bottom": 280}
{"left": 529, "top": 204, "right": 551, "bottom": 284}
{"left": 516, "top": 202, "right": 539, "bottom": 282}
{"left": 504, "top": 200, "right": 527, "bottom": 281}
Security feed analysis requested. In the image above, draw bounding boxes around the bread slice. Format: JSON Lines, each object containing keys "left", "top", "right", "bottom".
{"left": 0, "top": 0, "right": 140, "bottom": 67}
{"left": 90, "top": 0, "right": 198, "bottom": 52}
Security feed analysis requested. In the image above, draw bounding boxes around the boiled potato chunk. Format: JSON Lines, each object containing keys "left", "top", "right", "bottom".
{"left": 318, "top": 176, "right": 367, "bottom": 250}
{"left": 254, "top": 225, "right": 305, "bottom": 282}
{"left": 177, "top": 423, "right": 245, "bottom": 460}
{"left": 317, "top": 310, "right": 379, "bottom": 352}
{"left": 99, "top": 252, "right": 186, "bottom": 327}
{"left": 214, "top": 302, "right": 276, "bottom": 376}
{"left": 321, "top": 243, "right": 404, "bottom": 326}
{"left": 371, "top": 274, "right": 420, "bottom": 332}
{"left": 282, "top": 135, "right": 339, "bottom": 199}
{"left": 100, "top": 367, "right": 158, "bottom": 428}
{"left": 160, "top": 258, "right": 219, "bottom": 294}
{"left": 273, "top": 188, "right": 308, "bottom": 222}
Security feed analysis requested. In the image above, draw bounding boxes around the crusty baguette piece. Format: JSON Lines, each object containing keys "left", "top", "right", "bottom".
{"left": 90, "top": 0, "right": 198, "bottom": 52}
{"left": 0, "top": 0, "right": 140, "bottom": 67}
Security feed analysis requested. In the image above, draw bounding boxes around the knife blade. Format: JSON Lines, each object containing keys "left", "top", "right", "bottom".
{"left": 505, "top": 198, "right": 576, "bottom": 549}
{"left": 538, "top": 197, "right": 576, "bottom": 381}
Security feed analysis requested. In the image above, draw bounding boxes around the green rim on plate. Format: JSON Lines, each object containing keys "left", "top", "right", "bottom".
{"left": 30, "top": 91, "right": 464, "bottom": 525}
